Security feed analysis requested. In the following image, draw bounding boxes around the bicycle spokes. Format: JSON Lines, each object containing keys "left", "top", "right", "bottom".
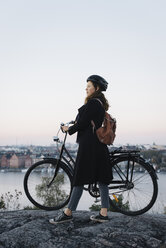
{"left": 109, "top": 158, "right": 158, "bottom": 215}
{"left": 24, "top": 160, "right": 72, "bottom": 210}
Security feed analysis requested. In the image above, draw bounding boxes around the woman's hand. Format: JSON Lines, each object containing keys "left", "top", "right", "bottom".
{"left": 61, "top": 126, "right": 69, "bottom": 132}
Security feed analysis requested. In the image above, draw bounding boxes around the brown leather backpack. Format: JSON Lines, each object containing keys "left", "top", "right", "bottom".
{"left": 91, "top": 99, "right": 116, "bottom": 145}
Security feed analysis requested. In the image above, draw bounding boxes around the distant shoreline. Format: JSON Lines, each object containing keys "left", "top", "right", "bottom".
{"left": 0, "top": 168, "right": 28, "bottom": 173}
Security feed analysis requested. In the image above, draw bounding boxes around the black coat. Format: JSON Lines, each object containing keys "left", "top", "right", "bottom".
{"left": 68, "top": 98, "right": 113, "bottom": 186}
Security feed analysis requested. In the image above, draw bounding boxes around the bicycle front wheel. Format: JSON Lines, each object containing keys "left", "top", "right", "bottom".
{"left": 109, "top": 157, "right": 158, "bottom": 216}
{"left": 24, "top": 159, "right": 72, "bottom": 210}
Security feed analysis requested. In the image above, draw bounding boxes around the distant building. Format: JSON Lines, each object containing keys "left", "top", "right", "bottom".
{"left": 25, "top": 155, "right": 32, "bottom": 168}
{"left": 9, "top": 154, "right": 25, "bottom": 168}
{"left": 31, "top": 154, "right": 44, "bottom": 164}
{"left": 0, "top": 154, "right": 11, "bottom": 168}
{"left": 18, "top": 155, "right": 26, "bottom": 168}
{"left": 151, "top": 144, "right": 166, "bottom": 150}
{"left": 10, "top": 154, "right": 19, "bottom": 168}
{"left": 161, "top": 152, "right": 166, "bottom": 164}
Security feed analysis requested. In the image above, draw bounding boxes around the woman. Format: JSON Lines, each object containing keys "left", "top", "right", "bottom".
{"left": 49, "top": 75, "right": 113, "bottom": 224}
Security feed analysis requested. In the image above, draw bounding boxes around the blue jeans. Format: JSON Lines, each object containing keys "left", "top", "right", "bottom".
{"left": 67, "top": 182, "right": 109, "bottom": 211}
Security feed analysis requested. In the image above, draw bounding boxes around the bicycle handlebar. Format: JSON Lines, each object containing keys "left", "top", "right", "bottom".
{"left": 53, "top": 120, "right": 75, "bottom": 142}
{"left": 60, "top": 120, "right": 75, "bottom": 133}
{"left": 60, "top": 120, "right": 75, "bottom": 127}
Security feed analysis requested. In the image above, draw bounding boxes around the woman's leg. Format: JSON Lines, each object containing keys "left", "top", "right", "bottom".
{"left": 64, "top": 185, "right": 84, "bottom": 216}
{"left": 49, "top": 186, "right": 84, "bottom": 224}
{"left": 98, "top": 182, "right": 109, "bottom": 216}
{"left": 90, "top": 182, "right": 109, "bottom": 222}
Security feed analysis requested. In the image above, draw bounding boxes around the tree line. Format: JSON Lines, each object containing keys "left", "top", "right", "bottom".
{"left": 141, "top": 150, "right": 166, "bottom": 169}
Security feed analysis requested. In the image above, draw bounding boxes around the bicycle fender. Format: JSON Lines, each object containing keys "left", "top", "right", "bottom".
{"left": 110, "top": 153, "right": 140, "bottom": 164}
{"left": 136, "top": 157, "right": 158, "bottom": 180}
{"left": 145, "top": 162, "right": 158, "bottom": 179}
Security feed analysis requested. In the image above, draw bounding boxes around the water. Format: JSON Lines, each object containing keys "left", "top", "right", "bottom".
{"left": 0, "top": 171, "right": 165, "bottom": 213}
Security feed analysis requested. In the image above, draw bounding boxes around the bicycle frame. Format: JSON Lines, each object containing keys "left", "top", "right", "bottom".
{"left": 46, "top": 131, "right": 75, "bottom": 188}
{"left": 46, "top": 126, "right": 157, "bottom": 194}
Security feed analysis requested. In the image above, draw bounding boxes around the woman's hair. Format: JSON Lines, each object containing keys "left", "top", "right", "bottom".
{"left": 84, "top": 82, "right": 109, "bottom": 111}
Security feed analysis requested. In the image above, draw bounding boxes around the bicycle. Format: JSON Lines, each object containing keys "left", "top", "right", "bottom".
{"left": 24, "top": 121, "right": 158, "bottom": 216}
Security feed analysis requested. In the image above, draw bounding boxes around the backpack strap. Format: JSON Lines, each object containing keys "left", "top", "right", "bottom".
{"left": 93, "top": 98, "right": 103, "bottom": 107}
{"left": 91, "top": 120, "right": 96, "bottom": 133}
{"left": 91, "top": 98, "right": 105, "bottom": 133}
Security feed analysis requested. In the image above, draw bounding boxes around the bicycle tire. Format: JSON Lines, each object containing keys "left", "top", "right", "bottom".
{"left": 24, "top": 159, "right": 72, "bottom": 210}
{"left": 109, "top": 157, "right": 158, "bottom": 216}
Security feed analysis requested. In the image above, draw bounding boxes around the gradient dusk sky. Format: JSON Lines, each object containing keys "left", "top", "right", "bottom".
{"left": 0, "top": 0, "right": 166, "bottom": 146}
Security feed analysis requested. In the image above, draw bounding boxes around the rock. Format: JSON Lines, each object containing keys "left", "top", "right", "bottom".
{"left": 0, "top": 210, "right": 166, "bottom": 248}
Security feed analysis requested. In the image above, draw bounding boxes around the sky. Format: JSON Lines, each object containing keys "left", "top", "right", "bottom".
{"left": 0, "top": 0, "right": 166, "bottom": 146}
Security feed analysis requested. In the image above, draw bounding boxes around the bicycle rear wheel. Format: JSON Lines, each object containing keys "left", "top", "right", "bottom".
{"left": 24, "top": 159, "right": 72, "bottom": 210}
{"left": 109, "top": 157, "right": 158, "bottom": 216}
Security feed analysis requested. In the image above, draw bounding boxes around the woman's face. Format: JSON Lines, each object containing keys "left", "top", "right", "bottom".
{"left": 86, "top": 81, "right": 99, "bottom": 97}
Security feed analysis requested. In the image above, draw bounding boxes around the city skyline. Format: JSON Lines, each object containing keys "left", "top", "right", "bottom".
{"left": 0, "top": 0, "right": 166, "bottom": 146}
